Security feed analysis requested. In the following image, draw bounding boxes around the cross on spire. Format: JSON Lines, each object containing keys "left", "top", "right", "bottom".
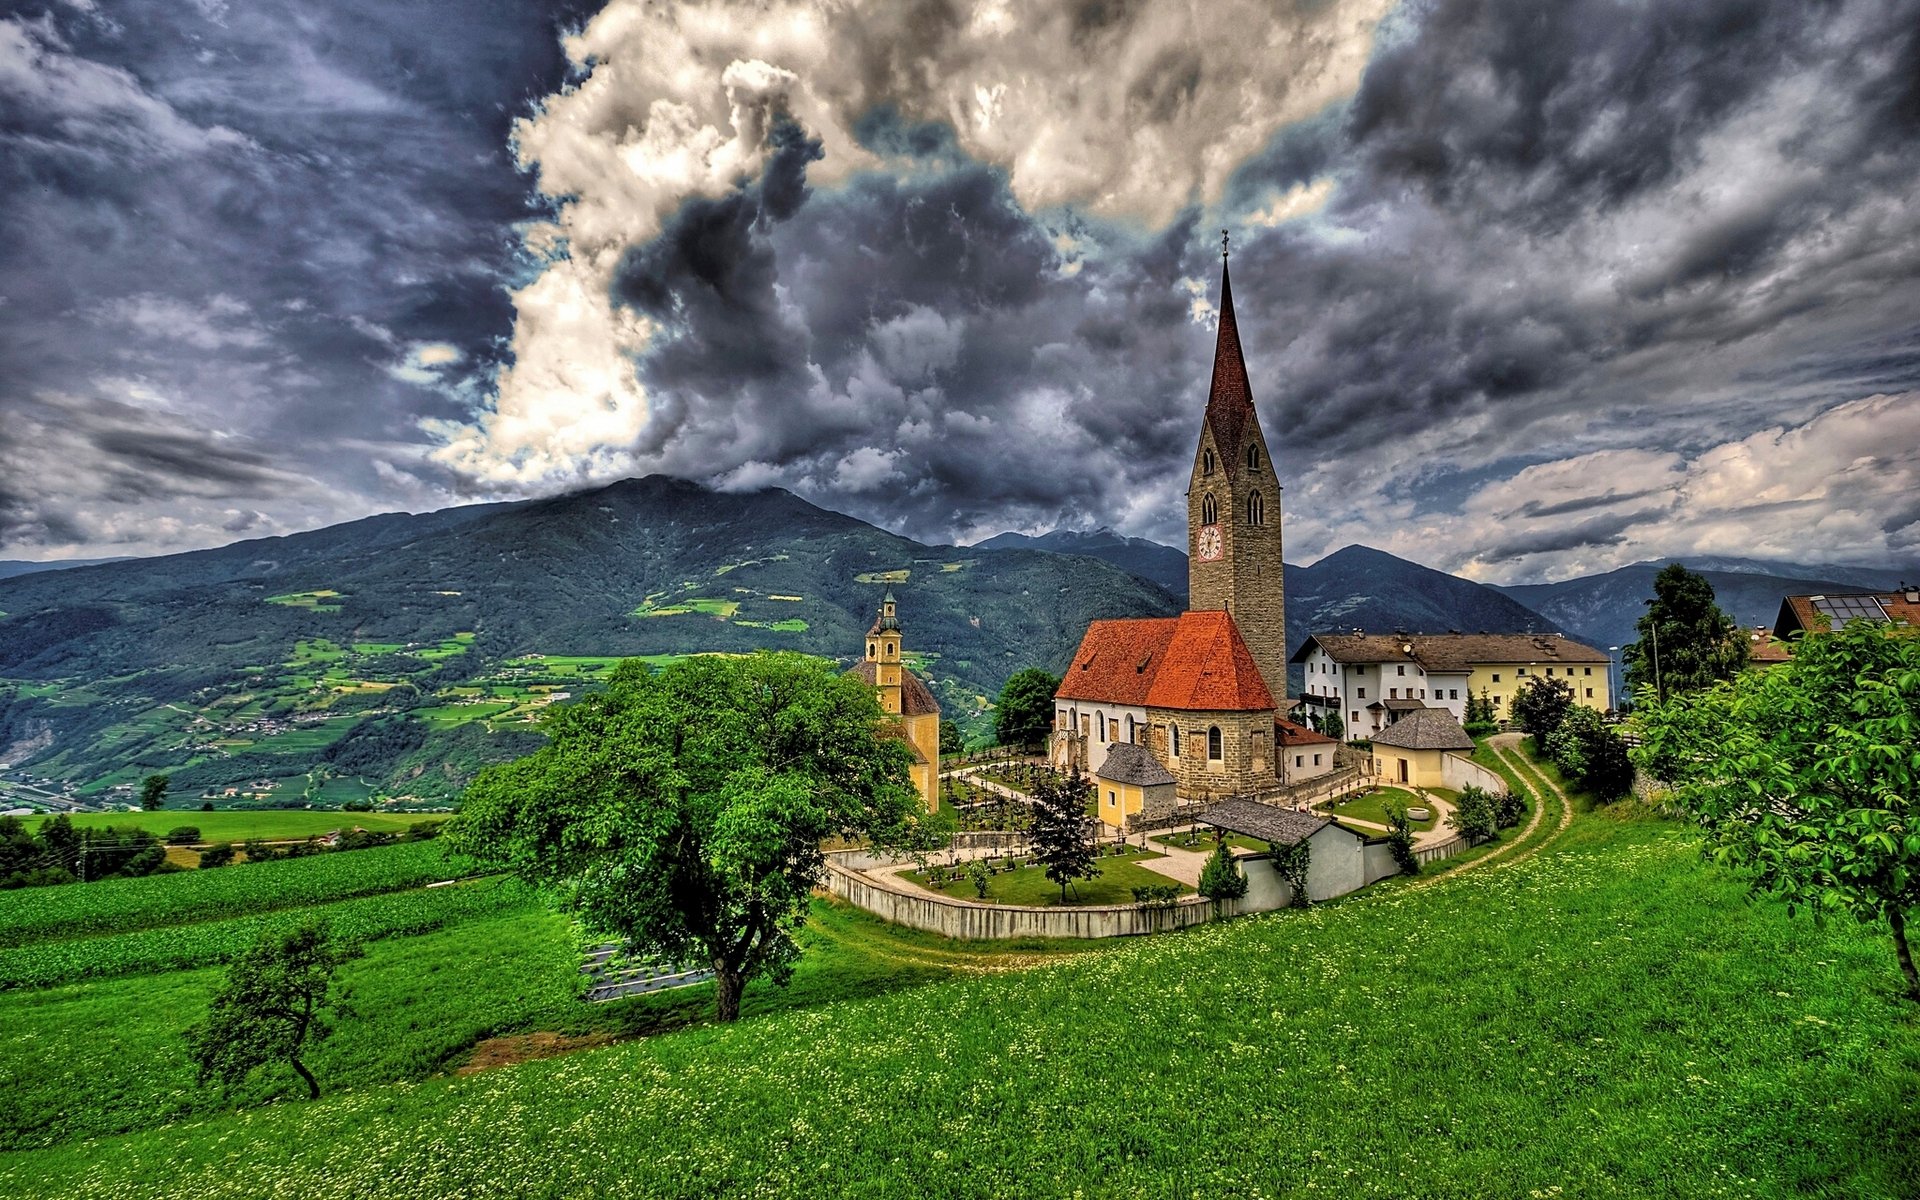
{"left": 1221, "top": 229, "right": 1230, "bottom": 260}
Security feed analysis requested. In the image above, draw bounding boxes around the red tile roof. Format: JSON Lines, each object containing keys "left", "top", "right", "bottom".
{"left": 1057, "top": 610, "right": 1276, "bottom": 712}
{"left": 1055, "top": 617, "right": 1181, "bottom": 705}
{"left": 1774, "top": 589, "right": 1920, "bottom": 640}
{"left": 1203, "top": 261, "right": 1259, "bottom": 466}
{"left": 1146, "top": 611, "right": 1276, "bottom": 711}
{"left": 1275, "top": 717, "right": 1335, "bottom": 747}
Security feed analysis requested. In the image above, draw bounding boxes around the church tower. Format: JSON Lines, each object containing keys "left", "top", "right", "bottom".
{"left": 866, "top": 589, "right": 904, "bottom": 716}
{"left": 1187, "top": 250, "right": 1287, "bottom": 700}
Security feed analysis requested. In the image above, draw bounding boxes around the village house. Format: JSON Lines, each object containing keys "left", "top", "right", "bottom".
{"left": 1291, "top": 631, "right": 1612, "bottom": 736}
{"left": 1772, "top": 585, "right": 1920, "bottom": 643}
{"left": 1367, "top": 707, "right": 1477, "bottom": 788}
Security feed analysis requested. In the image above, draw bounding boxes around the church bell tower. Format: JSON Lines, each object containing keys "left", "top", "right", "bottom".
{"left": 866, "top": 589, "right": 904, "bottom": 716}
{"left": 1187, "top": 242, "right": 1287, "bottom": 699}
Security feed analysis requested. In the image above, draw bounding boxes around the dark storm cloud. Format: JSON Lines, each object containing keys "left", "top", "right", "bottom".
{"left": 0, "top": 0, "right": 596, "bottom": 551}
{"left": 9, "top": 0, "right": 1920, "bottom": 579}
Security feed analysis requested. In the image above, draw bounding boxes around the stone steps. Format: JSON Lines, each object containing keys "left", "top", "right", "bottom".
{"left": 578, "top": 942, "right": 713, "bottom": 1004}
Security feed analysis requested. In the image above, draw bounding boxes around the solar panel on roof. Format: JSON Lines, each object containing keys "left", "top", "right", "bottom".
{"left": 1811, "top": 595, "right": 1888, "bottom": 624}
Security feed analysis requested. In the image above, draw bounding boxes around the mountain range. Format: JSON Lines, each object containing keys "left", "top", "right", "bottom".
{"left": 1, "top": 476, "right": 1900, "bottom": 807}
{"left": 1494, "top": 557, "right": 1909, "bottom": 652}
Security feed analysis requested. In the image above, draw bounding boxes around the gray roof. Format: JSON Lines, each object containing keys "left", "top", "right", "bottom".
{"left": 1201, "top": 798, "right": 1336, "bottom": 846}
{"left": 1369, "top": 707, "right": 1475, "bottom": 751}
{"left": 1095, "top": 742, "right": 1176, "bottom": 787}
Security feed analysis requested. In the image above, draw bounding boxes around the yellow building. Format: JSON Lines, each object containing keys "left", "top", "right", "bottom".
{"left": 846, "top": 590, "right": 941, "bottom": 812}
{"left": 1367, "top": 708, "right": 1476, "bottom": 788}
{"left": 1093, "top": 743, "right": 1178, "bottom": 832}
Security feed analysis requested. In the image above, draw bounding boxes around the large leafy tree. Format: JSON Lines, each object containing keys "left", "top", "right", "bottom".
{"left": 184, "top": 920, "right": 359, "bottom": 1099}
{"left": 1635, "top": 621, "right": 1920, "bottom": 1001}
{"left": 450, "top": 652, "right": 919, "bottom": 1022}
{"left": 994, "top": 667, "right": 1060, "bottom": 749}
{"left": 1624, "top": 564, "right": 1747, "bottom": 702}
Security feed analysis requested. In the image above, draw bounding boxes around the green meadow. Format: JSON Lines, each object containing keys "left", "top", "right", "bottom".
{"left": 24, "top": 809, "right": 443, "bottom": 843}
{"left": 0, "top": 746, "right": 1914, "bottom": 1197}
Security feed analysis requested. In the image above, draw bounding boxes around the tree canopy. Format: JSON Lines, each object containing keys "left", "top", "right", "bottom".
{"left": 449, "top": 652, "right": 921, "bottom": 1021}
{"left": 1624, "top": 564, "right": 1747, "bottom": 702}
{"left": 1635, "top": 620, "right": 1920, "bottom": 1001}
{"left": 995, "top": 668, "right": 1060, "bottom": 749}
{"left": 140, "top": 773, "right": 169, "bottom": 810}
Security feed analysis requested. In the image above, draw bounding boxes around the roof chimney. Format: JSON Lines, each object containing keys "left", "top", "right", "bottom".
{"left": 1905, "top": 581, "right": 1919, "bottom": 604}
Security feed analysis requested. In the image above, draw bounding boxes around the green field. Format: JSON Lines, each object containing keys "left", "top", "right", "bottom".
{"left": 3, "top": 792, "right": 1915, "bottom": 1196}
{"left": 631, "top": 597, "right": 739, "bottom": 619}
{"left": 25, "top": 809, "right": 441, "bottom": 843}
{"left": 263, "top": 590, "right": 343, "bottom": 612}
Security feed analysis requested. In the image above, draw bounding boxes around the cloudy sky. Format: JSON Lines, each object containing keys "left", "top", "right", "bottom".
{"left": 4, "top": 0, "right": 1918, "bottom": 583}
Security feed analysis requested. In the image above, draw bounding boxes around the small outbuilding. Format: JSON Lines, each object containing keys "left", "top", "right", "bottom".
{"left": 1368, "top": 708, "right": 1475, "bottom": 787}
{"left": 1200, "top": 797, "right": 1372, "bottom": 902}
{"left": 1094, "top": 742, "right": 1177, "bottom": 831}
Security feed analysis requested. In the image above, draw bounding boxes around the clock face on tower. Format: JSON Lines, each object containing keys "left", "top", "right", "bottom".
{"left": 1197, "top": 524, "right": 1222, "bottom": 561}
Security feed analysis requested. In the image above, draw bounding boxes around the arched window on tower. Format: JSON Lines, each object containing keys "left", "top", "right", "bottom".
{"left": 1208, "top": 726, "right": 1223, "bottom": 761}
{"left": 1246, "top": 491, "right": 1264, "bottom": 525}
{"left": 1202, "top": 493, "right": 1217, "bottom": 524}
{"left": 1247, "top": 444, "right": 1260, "bottom": 471}
{"left": 1202, "top": 449, "right": 1215, "bottom": 475}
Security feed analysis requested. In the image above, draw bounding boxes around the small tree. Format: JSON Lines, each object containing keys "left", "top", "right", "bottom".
{"left": 199, "top": 842, "right": 237, "bottom": 869}
{"left": 1448, "top": 786, "right": 1498, "bottom": 845}
{"left": 184, "top": 921, "right": 359, "bottom": 1099}
{"left": 994, "top": 668, "right": 1060, "bottom": 749}
{"left": 939, "top": 719, "right": 963, "bottom": 757}
{"left": 1199, "top": 841, "right": 1250, "bottom": 908}
{"left": 1636, "top": 620, "right": 1920, "bottom": 1001}
{"left": 140, "top": 774, "right": 170, "bottom": 811}
{"left": 1321, "top": 708, "right": 1344, "bottom": 742}
{"left": 1509, "top": 677, "right": 1575, "bottom": 752}
{"left": 1545, "top": 706, "right": 1634, "bottom": 802}
{"left": 166, "top": 826, "right": 202, "bottom": 845}
{"left": 1384, "top": 803, "right": 1418, "bottom": 875}
{"left": 1492, "top": 789, "right": 1528, "bottom": 829}
{"left": 964, "top": 857, "right": 991, "bottom": 900}
{"left": 1028, "top": 764, "right": 1100, "bottom": 902}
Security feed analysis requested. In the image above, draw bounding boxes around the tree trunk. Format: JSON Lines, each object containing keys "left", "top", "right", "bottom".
{"left": 289, "top": 1055, "right": 321, "bottom": 1099}
{"left": 1892, "top": 908, "right": 1920, "bottom": 1004}
{"left": 713, "top": 962, "right": 744, "bottom": 1023}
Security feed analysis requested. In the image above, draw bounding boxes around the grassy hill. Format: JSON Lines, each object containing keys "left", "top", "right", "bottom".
{"left": 0, "top": 478, "right": 1177, "bottom": 806}
{"left": 0, "top": 768, "right": 1913, "bottom": 1198}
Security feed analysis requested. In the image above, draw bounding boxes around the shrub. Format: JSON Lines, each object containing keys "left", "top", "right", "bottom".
{"left": 1384, "top": 803, "right": 1418, "bottom": 876}
{"left": 1493, "top": 790, "right": 1527, "bottom": 829}
{"left": 166, "top": 827, "right": 202, "bottom": 845}
{"left": 199, "top": 843, "right": 237, "bottom": 869}
{"left": 1198, "top": 842, "right": 1249, "bottom": 906}
{"left": 1448, "top": 786, "right": 1498, "bottom": 846}
{"left": 1130, "top": 884, "right": 1181, "bottom": 909}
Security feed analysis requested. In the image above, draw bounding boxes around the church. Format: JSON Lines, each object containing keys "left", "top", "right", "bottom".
{"left": 1051, "top": 253, "right": 1316, "bottom": 812}
{"left": 845, "top": 590, "right": 941, "bottom": 812}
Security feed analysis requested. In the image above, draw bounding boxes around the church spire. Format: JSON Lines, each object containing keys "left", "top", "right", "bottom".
{"left": 1203, "top": 254, "right": 1257, "bottom": 464}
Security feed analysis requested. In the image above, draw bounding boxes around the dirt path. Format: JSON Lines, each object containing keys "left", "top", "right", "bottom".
{"left": 1398, "top": 734, "right": 1570, "bottom": 890}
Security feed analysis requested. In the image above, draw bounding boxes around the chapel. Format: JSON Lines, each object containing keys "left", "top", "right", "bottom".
{"left": 845, "top": 590, "right": 941, "bottom": 811}
{"left": 1051, "top": 252, "right": 1297, "bottom": 803}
